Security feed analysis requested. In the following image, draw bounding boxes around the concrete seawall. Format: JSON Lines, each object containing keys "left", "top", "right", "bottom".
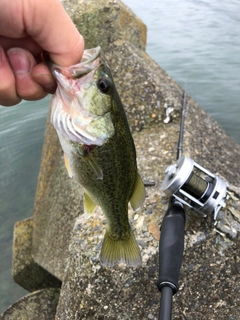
{"left": 1, "top": 0, "right": 240, "bottom": 319}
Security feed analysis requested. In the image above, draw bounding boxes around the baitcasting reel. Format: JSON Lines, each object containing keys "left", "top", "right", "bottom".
{"left": 162, "top": 156, "right": 228, "bottom": 220}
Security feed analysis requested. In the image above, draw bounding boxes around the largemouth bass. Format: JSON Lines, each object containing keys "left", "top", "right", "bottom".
{"left": 49, "top": 46, "right": 145, "bottom": 267}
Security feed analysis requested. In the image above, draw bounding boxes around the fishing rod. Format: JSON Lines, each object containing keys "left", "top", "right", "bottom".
{"left": 176, "top": 90, "right": 187, "bottom": 160}
{"left": 157, "top": 90, "right": 228, "bottom": 320}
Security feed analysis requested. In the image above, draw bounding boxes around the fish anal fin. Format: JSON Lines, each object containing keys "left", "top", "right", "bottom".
{"left": 64, "top": 153, "right": 73, "bottom": 178}
{"left": 130, "top": 173, "right": 146, "bottom": 211}
{"left": 99, "top": 230, "right": 142, "bottom": 268}
{"left": 84, "top": 191, "right": 98, "bottom": 215}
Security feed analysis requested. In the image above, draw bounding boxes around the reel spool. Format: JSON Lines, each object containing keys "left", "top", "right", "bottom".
{"left": 162, "top": 156, "right": 228, "bottom": 220}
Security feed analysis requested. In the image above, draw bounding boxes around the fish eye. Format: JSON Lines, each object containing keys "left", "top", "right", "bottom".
{"left": 97, "top": 78, "right": 111, "bottom": 94}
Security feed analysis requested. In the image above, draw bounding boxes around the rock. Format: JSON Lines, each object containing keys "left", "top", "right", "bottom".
{"left": 0, "top": 288, "right": 60, "bottom": 320}
{"left": 54, "top": 128, "right": 240, "bottom": 320}
{"left": 12, "top": 218, "right": 61, "bottom": 292}
{"left": 63, "top": 0, "right": 147, "bottom": 51}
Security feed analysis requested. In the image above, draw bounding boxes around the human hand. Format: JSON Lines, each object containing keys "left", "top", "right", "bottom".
{"left": 0, "top": 0, "right": 84, "bottom": 106}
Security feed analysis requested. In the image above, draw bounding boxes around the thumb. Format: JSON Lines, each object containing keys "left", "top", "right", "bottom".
{"left": 24, "top": 0, "right": 84, "bottom": 67}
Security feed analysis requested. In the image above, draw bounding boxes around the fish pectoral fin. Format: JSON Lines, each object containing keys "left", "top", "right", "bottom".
{"left": 84, "top": 191, "right": 98, "bottom": 215}
{"left": 78, "top": 145, "right": 103, "bottom": 180}
{"left": 130, "top": 173, "right": 146, "bottom": 211}
{"left": 80, "top": 152, "right": 103, "bottom": 180}
{"left": 64, "top": 153, "right": 73, "bottom": 178}
{"left": 85, "top": 155, "right": 103, "bottom": 180}
{"left": 99, "top": 230, "right": 142, "bottom": 268}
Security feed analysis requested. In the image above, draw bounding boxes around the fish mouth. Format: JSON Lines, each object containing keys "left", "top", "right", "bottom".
{"left": 49, "top": 46, "right": 102, "bottom": 79}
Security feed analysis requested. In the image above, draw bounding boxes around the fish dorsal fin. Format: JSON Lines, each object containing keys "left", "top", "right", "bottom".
{"left": 84, "top": 190, "right": 98, "bottom": 215}
{"left": 130, "top": 173, "right": 146, "bottom": 211}
{"left": 64, "top": 153, "right": 73, "bottom": 178}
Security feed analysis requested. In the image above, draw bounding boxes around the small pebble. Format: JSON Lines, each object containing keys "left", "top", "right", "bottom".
{"left": 146, "top": 208, "right": 153, "bottom": 215}
{"left": 137, "top": 240, "right": 147, "bottom": 248}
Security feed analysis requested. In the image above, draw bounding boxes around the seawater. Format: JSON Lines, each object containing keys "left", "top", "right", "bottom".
{"left": 0, "top": 100, "right": 49, "bottom": 311}
{"left": 0, "top": 0, "right": 239, "bottom": 313}
{"left": 125, "top": 0, "right": 240, "bottom": 142}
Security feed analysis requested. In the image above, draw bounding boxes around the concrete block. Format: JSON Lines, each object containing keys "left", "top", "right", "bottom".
{"left": 13, "top": 218, "right": 61, "bottom": 292}
{"left": 0, "top": 288, "right": 60, "bottom": 320}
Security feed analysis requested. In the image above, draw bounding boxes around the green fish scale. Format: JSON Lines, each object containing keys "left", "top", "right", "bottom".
{"left": 72, "top": 91, "right": 137, "bottom": 242}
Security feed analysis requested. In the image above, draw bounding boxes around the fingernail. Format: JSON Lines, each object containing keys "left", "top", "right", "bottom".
{"left": 7, "top": 48, "right": 32, "bottom": 75}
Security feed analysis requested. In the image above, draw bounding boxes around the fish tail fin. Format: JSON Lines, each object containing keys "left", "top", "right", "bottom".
{"left": 99, "top": 230, "right": 142, "bottom": 268}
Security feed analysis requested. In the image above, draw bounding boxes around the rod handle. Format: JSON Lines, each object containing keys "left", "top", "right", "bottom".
{"left": 157, "top": 202, "right": 185, "bottom": 294}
